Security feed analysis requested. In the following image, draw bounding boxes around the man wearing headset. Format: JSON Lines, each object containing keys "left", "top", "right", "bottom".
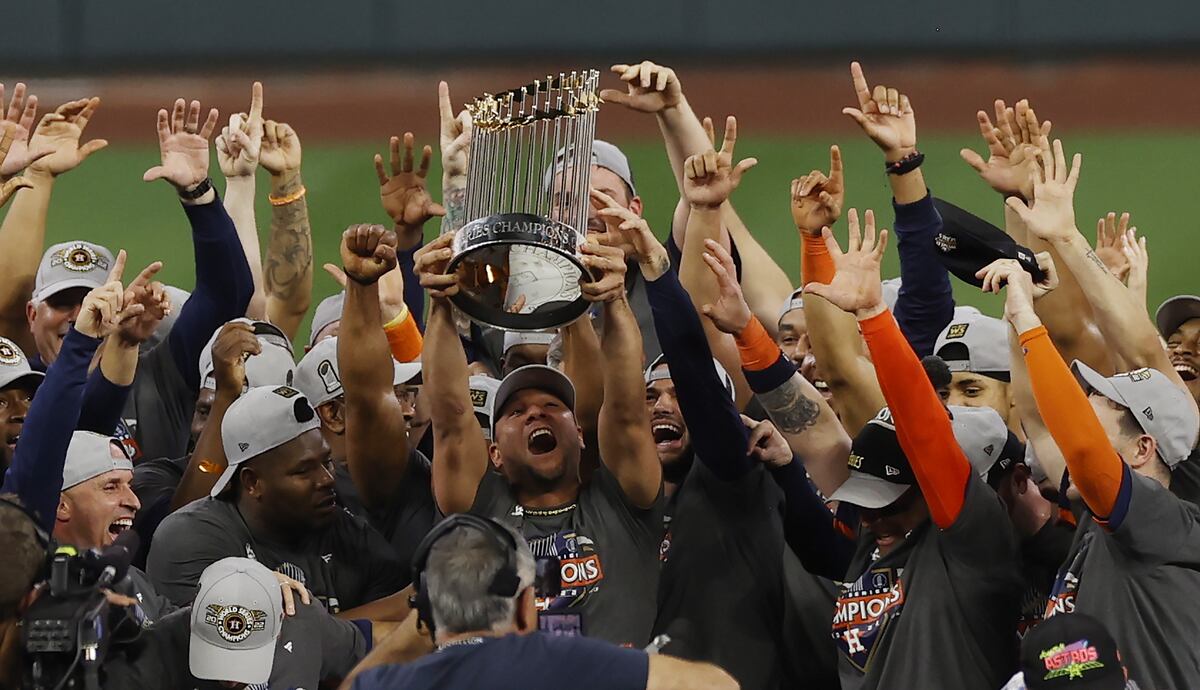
{"left": 345, "top": 515, "right": 738, "bottom": 690}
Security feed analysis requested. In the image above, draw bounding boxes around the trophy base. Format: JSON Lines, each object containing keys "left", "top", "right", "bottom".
{"left": 448, "top": 213, "right": 593, "bottom": 332}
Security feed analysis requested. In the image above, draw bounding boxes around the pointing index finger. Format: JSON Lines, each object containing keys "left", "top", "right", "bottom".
{"left": 248, "top": 81, "right": 264, "bottom": 123}
{"left": 108, "top": 249, "right": 128, "bottom": 284}
{"left": 828, "top": 145, "right": 844, "bottom": 186}
{"left": 438, "top": 81, "right": 454, "bottom": 126}
{"left": 850, "top": 61, "right": 872, "bottom": 110}
{"left": 720, "top": 116, "right": 737, "bottom": 157}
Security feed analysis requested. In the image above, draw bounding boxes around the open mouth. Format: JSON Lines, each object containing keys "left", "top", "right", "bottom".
{"left": 5, "top": 432, "right": 18, "bottom": 452}
{"left": 813, "top": 379, "right": 832, "bottom": 399}
{"left": 528, "top": 426, "right": 559, "bottom": 455}
{"left": 107, "top": 517, "right": 133, "bottom": 538}
{"left": 1174, "top": 361, "right": 1198, "bottom": 381}
{"left": 651, "top": 421, "right": 684, "bottom": 450}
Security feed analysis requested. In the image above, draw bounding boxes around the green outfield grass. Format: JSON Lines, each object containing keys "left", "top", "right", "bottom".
{"left": 18, "top": 133, "right": 1200, "bottom": 343}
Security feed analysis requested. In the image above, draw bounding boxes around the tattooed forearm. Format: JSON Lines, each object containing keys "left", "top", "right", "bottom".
{"left": 756, "top": 375, "right": 821, "bottom": 434}
{"left": 1083, "top": 249, "right": 1114, "bottom": 277}
{"left": 265, "top": 172, "right": 313, "bottom": 303}
{"left": 440, "top": 184, "right": 467, "bottom": 236}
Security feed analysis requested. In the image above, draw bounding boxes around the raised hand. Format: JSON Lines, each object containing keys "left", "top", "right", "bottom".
{"left": 0, "top": 125, "right": 34, "bottom": 206}
{"left": 590, "top": 188, "right": 668, "bottom": 280}
{"left": 259, "top": 120, "right": 302, "bottom": 177}
{"left": 438, "top": 81, "right": 472, "bottom": 183}
{"left": 1093, "top": 212, "right": 1132, "bottom": 280}
{"left": 28, "top": 96, "right": 107, "bottom": 177}
{"left": 0, "top": 83, "right": 53, "bottom": 179}
{"left": 982, "top": 258, "right": 1046, "bottom": 331}
{"left": 842, "top": 62, "right": 916, "bottom": 161}
{"left": 75, "top": 250, "right": 146, "bottom": 339}
{"left": 377, "top": 132, "right": 446, "bottom": 250}
{"left": 699, "top": 238, "right": 752, "bottom": 335}
{"left": 790, "top": 144, "right": 845, "bottom": 235}
{"left": 215, "top": 82, "right": 264, "bottom": 179}
{"left": 1004, "top": 138, "right": 1082, "bottom": 244}
{"left": 802, "top": 208, "right": 889, "bottom": 319}
{"left": 976, "top": 254, "right": 1059, "bottom": 299}
{"left": 599, "top": 61, "right": 683, "bottom": 114}
{"left": 1121, "top": 228, "right": 1149, "bottom": 307}
{"left": 743, "top": 415, "right": 792, "bottom": 468}
{"left": 682, "top": 116, "right": 757, "bottom": 209}
{"left": 413, "top": 233, "right": 459, "bottom": 299}
{"left": 116, "top": 260, "right": 170, "bottom": 346}
{"left": 960, "top": 99, "right": 1051, "bottom": 199}
{"left": 210, "top": 321, "right": 261, "bottom": 393}
{"left": 579, "top": 240, "right": 628, "bottom": 303}
{"left": 341, "top": 223, "right": 399, "bottom": 285}
{"left": 143, "top": 98, "right": 219, "bottom": 191}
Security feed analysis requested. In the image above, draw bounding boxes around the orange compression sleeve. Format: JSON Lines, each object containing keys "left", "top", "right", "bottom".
{"left": 384, "top": 307, "right": 423, "bottom": 363}
{"left": 735, "top": 316, "right": 783, "bottom": 371}
{"left": 802, "top": 233, "right": 837, "bottom": 287}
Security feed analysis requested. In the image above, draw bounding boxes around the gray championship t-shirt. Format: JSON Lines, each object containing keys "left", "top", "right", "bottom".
{"left": 332, "top": 450, "right": 438, "bottom": 581}
{"left": 834, "top": 476, "right": 1022, "bottom": 690}
{"left": 471, "top": 465, "right": 665, "bottom": 647}
{"left": 146, "top": 497, "right": 404, "bottom": 613}
{"left": 103, "top": 598, "right": 366, "bottom": 689}
{"left": 1047, "top": 470, "right": 1200, "bottom": 689}
{"left": 123, "top": 342, "right": 196, "bottom": 463}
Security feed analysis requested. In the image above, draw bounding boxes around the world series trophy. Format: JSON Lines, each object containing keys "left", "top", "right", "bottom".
{"left": 448, "top": 70, "right": 601, "bottom": 331}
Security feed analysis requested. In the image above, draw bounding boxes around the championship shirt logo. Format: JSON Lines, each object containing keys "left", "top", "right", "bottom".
{"left": 0, "top": 338, "right": 20, "bottom": 365}
{"left": 946, "top": 323, "right": 969, "bottom": 339}
{"left": 50, "top": 243, "right": 109, "bottom": 273}
{"left": 204, "top": 604, "right": 267, "bottom": 643}
{"left": 832, "top": 567, "right": 906, "bottom": 671}
{"left": 1040, "top": 639, "right": 1105, "bottom": 681}
{"left": 527, "top": 528, "right": 604, "bottom": 611}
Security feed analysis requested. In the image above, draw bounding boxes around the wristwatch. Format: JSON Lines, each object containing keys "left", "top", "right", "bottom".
{"left": 178, "top": 177, "right": 213, "bottom": 201}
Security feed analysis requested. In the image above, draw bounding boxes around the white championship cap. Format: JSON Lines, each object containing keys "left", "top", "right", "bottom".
{"left": 199, "top": 319, "right": 296, "bottom": 392}
{"left": 189, "top": 557, "right": 283, "bottom": 685}
{"left": 33, "top": 241, "right": 115, "bottom": 303}
{"left": 62, "top": 431, "right": 132, "bottom": 490}
{"left": 211, "top": 386, "right": 321, "bottom": 497}
{"left": 0, "top": 337, "right": 44, "bottom": 391}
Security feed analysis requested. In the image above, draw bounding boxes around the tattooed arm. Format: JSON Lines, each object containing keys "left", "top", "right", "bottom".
{"left": 260, "top": 122, "right": 313, "bottom": 340}
{"left": 439, "top": 185, "right": 466, "bottom": 236}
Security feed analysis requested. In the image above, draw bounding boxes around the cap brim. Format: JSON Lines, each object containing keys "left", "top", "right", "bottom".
{"left": 394, "top": 362, "right": 422, "bottom": 386}
{"left": 494, "top": 365, "right": 576, "bottom": 420}
{"left": 0, "top": 370, "right": 44, "bottom": 391}
{"left": 1071, "top": 360, "right": 1129, "bottom": 410}
{"left": 828, "top": 471, "right": 911, "bottom": 509}
{"left": 189, "top": 629, "right": 275, "bottom": 685}
{"left": 209, "top": 465, "right": 239, "bottom": 498}
{"left": 1155, "top": 295, "right": 1200, "bottom": 338}
{"left": 33, "top": 278, "right": 104, "bottom": 304}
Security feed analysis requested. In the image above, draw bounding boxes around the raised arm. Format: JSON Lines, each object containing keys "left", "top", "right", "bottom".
{"left": 0, "top": 91, "right": 105, "bottom": 351}
{"left": 1009, "top": 138, "right": 1193, "bottom": 414}
{"left": 699, "top": 238, "right": 851, "bottom": 497}
{"left": 338, "top": 224, "right": 413, "bottom": 511}
{"left": 415, "top": 234, "right": 489, "bottom": 515}
{"left": 806, "top": 210, "right": 972, "bottom": 528}
{"left": 143, "top": 99, "right": 255, "bottom": 393}
{"left": 584, "top": 240, "right": 662, "bottom": 508}
{"left": 561, "top": 314, "right": 603, "bottom": 478}
{"left": 260, "top": 119, "right": 313, "bottom": 340}
{"left": 1, "top": 257, "right": 138, "bottom": 531}
{"left": 437, "top": 81, "right": 471, "bottom": 237}
{"left": 215, "top": 82, "right": 267, "bottom": 321}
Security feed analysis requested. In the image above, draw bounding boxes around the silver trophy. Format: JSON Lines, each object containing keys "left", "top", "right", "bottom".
{"left": 448, "top": 70, "right": 601, "bottom": 331}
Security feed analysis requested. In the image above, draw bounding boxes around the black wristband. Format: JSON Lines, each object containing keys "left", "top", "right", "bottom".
{"left": 885, "top": 151, "right": 924, "bottom": 176}
{"left": 341, "top": 268, "right": 376, "bottom": 286}
{"left": 178, "top": 177, "right": 213, "bottom": 201}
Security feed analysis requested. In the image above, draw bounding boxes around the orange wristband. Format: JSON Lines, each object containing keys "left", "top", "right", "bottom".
{"left": 384, "top": 307, "right": 423, "bottom": 362}
{"left": 802, "top": 233, "right": 836, "bottom": 286}
{"left": 735, "top": 316, "right": 782, "bottom": 371}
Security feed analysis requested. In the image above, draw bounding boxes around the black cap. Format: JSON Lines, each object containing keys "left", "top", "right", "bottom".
{"left": 828, "top": 408, "right": 915, "bottom": 508}
{"left": 1020, "top": 613, "right": 1126, "bottom": 689}
{"left": 932, "top": 198, "right": 1046, "bottom": 288}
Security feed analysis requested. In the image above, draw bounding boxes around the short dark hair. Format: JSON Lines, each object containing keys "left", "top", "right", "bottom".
{"left": 0, "top": 494, "right": 48, "bottom": 619}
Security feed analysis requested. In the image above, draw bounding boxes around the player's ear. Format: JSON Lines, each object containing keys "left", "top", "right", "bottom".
{"left": 514, "top": 587, "right": 538, "bottom": 635}
{"left": 488, "top": 442, "right": 504, "bottom": 470}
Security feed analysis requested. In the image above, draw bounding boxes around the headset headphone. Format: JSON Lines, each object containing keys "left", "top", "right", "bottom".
{"left": 408, "top": 514, "right": 523, "bottom": 636}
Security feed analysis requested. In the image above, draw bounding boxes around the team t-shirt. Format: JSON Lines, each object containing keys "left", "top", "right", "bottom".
{"left": 779, "top": 548, "right": 841, "bottom": 689}
{"left": 654, "top": 459, "right": 791, "bottom": 689}
{"left": 833, "top": 476, "right": 1021, "bottom": 690}
{"left": 123, "top": 342, "right": 196, "bottom": 462}
{"left": 102, "top": 598, "right": 366, "bottom": 689}
{"left": 1047, "top": 470, "right": 1200, "bottom": 689}
{"left": 471, "top": 465, "right": 665, "bottom": 647}
{"left": 146, "top": 497, "right": 404, "bottom": 612}
{"left": 350, "top": 632, "right": 649, "bottom": 690}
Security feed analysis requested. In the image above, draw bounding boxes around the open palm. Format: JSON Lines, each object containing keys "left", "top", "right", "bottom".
{"left": 143, "top": 99, "right": 218, "bottom": 189}
{"left": 803, "top": 209, "right": 889, "bottom": 317}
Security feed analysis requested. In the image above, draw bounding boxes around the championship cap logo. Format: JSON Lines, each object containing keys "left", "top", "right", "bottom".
{"left": 50, "top": 242, "right": 109, "bottom": 273}
{"left": 1039, "top": 639, "right": 1105, "bottom": 681}
{"left": 317, "top": 360, "right": 341, "bottom": 394}
{"left": 1123, "top": 368, "right": 1152, "bottom": 382}
{"left": 946, "top": 323, "right": 969, "bottom": 339}
{"left": 204, "top": 604, "right": 268, "bottom": 643}
{"left": 0, "top": 338, "right": 20, "bottom": 365}
{"left": 934, "top": 233, "right": 957, "bottom": 252}
{"left": 848, "top": 453, "right": 863, "bottom": 469}
{"left": 272, "top": 386, "right": 300, "bottom": 398}
{"left": 470, "top": 388, "right": 489, "bottom": 407}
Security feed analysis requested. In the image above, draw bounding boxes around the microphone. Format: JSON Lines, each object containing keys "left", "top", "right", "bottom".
{"left": 82, "top": 529, "right": 140, "bottom": 587}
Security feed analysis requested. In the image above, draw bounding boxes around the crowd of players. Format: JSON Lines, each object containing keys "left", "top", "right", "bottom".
{"left": 0, "top": 59, "right": 1197, "bottom": 690}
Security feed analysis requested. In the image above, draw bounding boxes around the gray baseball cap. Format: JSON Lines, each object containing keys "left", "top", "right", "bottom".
{"left": 645, "top": 353, "right": 735, "bottom": 402}
{"left": 779, "top": 288, "right": 804, "bottom": 322}
{"left": 200, "top": 319, "right": 296, "bottom": 392}
{"left": 212, "top": 386, "right": 321, "bottom": 497}
{"left": 293, "top": 336, "right": 343, "bottom": 408}
{"left": 503, "top": 329, "right": 557, "bottom": 355}
{"left": 546, "top": 139, "right": 637, "bottom": 198}
{"left": 62, "top": 431, "right": 132, "bottom": 490}
{"left": 934, "top": 312, "right": 1011, "bottom": 380}
{"left": 33, "top": 241, "right": 115, "bottom": 304}
{"left": 470, "top": 375, "right": 501, "bottom": 441}
{"left": 308, "top": 292, "right": 346, "bottom": 349}
{"left": 829, "top": 408, "right": 913, "bottom": 509}
{"left": 1155, "top": 295, "right": 1200, "bottom": 339}
{"left": 189, "top": 557, "right": 283, "bottom": 685}
{"left": 0, "top": 337, "right": 43, "bottom": 391}
{"left": 881, "top": 278, "right": 902, "bottom": 312}
{"left": 949, "top": 405, "right": 1024, "bottom": 484}
{"left": 1072, "top": 361, "right": 1200, "bottom": 468}
{"left": 394, "top": 361, "right": 422, "bottom": 386}
{"left": 492, "top": 365, "right": 576, "bottom": 428}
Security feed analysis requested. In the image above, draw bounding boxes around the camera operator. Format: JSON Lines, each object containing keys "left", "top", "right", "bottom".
{"left": 0, "top": 496, "right": 50, "bottom": 688}
{"left": 345, "top": 515, "right": 738, "bottom": 690}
